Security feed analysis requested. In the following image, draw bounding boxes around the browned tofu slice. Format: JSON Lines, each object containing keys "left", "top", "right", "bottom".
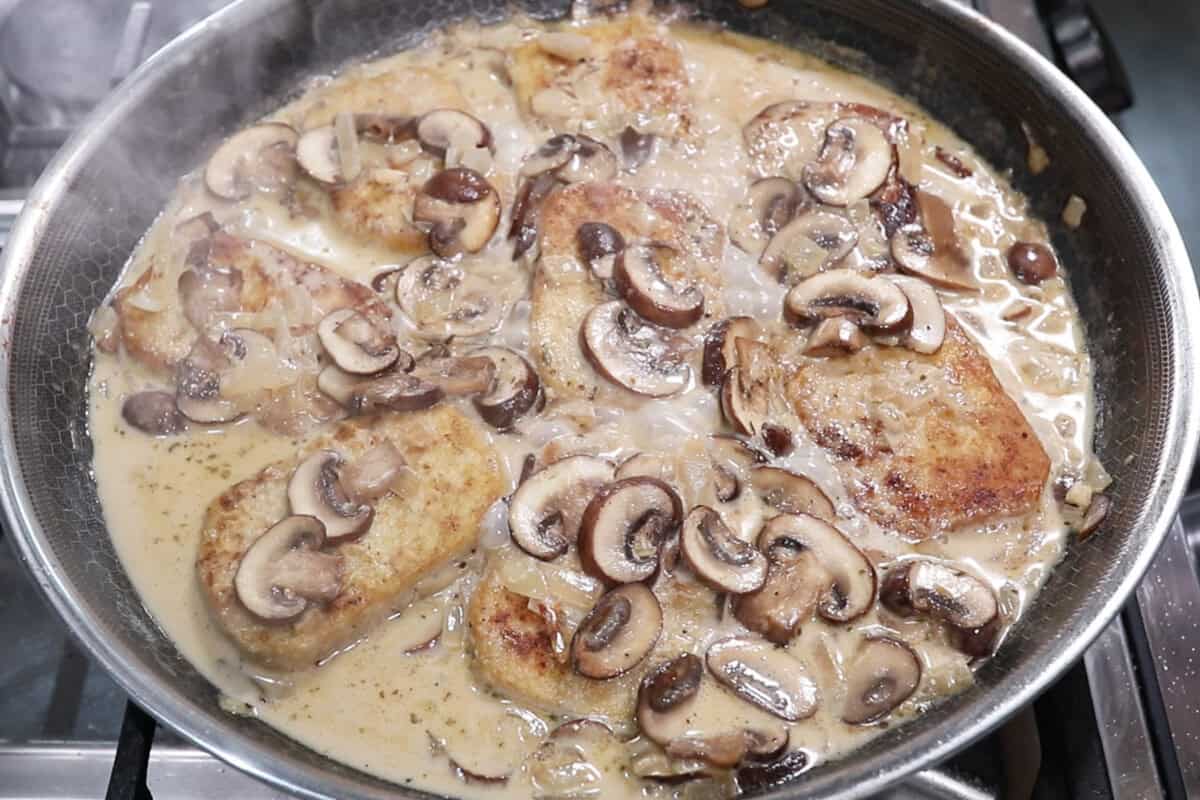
{"left": 786, "top": 318, "right": 1050, "bottom": 539}
{"left": 197, "top": 405, "right": 504, "bottom": 671}
{"left": 530, "top": 182, "right": 724, "bottom": 400}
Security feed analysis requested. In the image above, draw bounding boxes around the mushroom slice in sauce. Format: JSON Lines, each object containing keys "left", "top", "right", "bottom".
{"left": 234, "top": 515, "right": 342, "bottom": 621}
{"left": 122, "top": 391, "right": 187, "bottom": 436}
{"left": 728, "top": 177, "right": 803, "bottom": 257}
{"left": 296, "top": 125, "right": 346, "bottom": 184}
{"left": 757, "top": 513, "right": 875, "bottom": 623}
{"left": 639, "top": 654, "right": 703, "bottom": 719}
{"left": 316, "top": 308, "right": 401, "bottom": 375}
{"left": 581, "top": 301, "right": 692, "bottom": 398}
{"left": 880, "top": 560, "right": 999, "bottom": 631}
{"left": 415, "top": 109, "right": 493, "bottom": 157}
{"left": 888, "top": 275, "right": 946, "bottom": 354}
{"left": 706, "top": 636, "right": 819, "bottom": 721}
{"left": 680, "top": 506, "right": 767, "bottom": 594}
{"left": 411, "top": 354, "right": 496, "bottom": 397}
{"left": 803, "top": 317, "right": 868, "bottom": 357}
{"left": 508, "top": 455, "right": 616, "bottom": 560}
{"left": 841, "top": 636, "right": 922, "bottom": 725}
{"left": 719, "top": 338, "right": 776, "bottom": 437}
{"left": 733, "top": 547, "right": 825, "bottom": 645}
{"left": 175, "top": 339, "right": 240, "bottom": 424}
{"left": 395, "top": 255, "right": 506, "bottom": 339}
{"left": 889, "top": 191, "right": 974, "bottom": 290}
{"left": 750, "top": 467, "right": 836, "bottom": 522}
{"left": 471, "top": 346, "right": 541, "bottom": 429}
{"left": 413, "top": 167, "right": 502, "bottom": 257}
{"left": 707, "top": 435, "right": 767, "bottom": 504}
{"left": 510, "top": 173, "right": 561, "bottom": 260}
{"left": 288, "top": 450, "right": 375, "bottom": 541}
{"left": 783, "top": 269, "right": 909, "bottom": 329}
{"left": 803, "top": 117, "right": 894, "bottom": 207}
{"left": 576, "top": 221, "right": 626, "bottom": 281}
{"left": 521, "top": 134, "right": 577, "bottom": 176}
{"left": 619, "top": 126, "right": 657, "bottom": 172}
{"left": 613, "top": 243, "right": 705, "bottom": 329}
{"left": 702, "top": 316, "right": 763, "bottom": 387}
{"left": 571, "top": 583, "right": 663, "bottom": 678}
{"left": 1008, "top": 241, "right": 1058, "bottom": 285}
{"left": 521, "top": 134, "right": 618, "bottom": 183}
{"left": 205, "top": 122, "right": 297, "bottom": 200}
{"left": 317, "top": 364, "right": 442, "bottom": 414}
{"left": 736, "top": 751, "right": 811, "bottom": 794}
{"left": 578, "top": 477, "right": 683, "bottom": 583}
{"left": 759, "top": 210, "right": 859, "bottom": 285}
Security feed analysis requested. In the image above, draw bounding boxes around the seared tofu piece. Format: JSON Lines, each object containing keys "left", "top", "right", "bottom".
{"left": 530, "top": 182, "right": 724, "bottom": 400}
{"left": 786, "top": 318, "right": 1050, "bottom": 539}
{"left": 198, "top": 406, "right": 503, "bottom": 670}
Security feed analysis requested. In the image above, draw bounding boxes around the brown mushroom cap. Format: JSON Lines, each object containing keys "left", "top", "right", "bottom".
{"left": 317, "top": 308, "right": 401, "bottom": 375}
{"left": 581, "top": 301, "right": 692, "bottom": 398}
{"left": 205, "top": 123, "right": 297, "bottom": 200}
{"left": 521, "top": 134, "right": 618, "bottom": 184}
{"left": 750, "top": 467, "right": 836, "bottom": 521}
{"left": 415, "top": 109, "right": 493, "bottom": 158}
{"left": 576, "top": 222, "right": 627, "bottom": 281}
{"left": 702, "top": 316, "right": 764, "bottom": 387}
{"left": 707, "top": 435, "right": 767, "bottom": 504}
{"left": 888, "top": 275, "right": 946, "bottom": 355}
{"left": 728, "top": 177, "right": 803, "bottom": 258}
{"left": 706, "top": 636, "right": 820, "bottom": 722}
{"left": 508, "top": 455, "right": 616, "bottom": 560}
{"left": 759, "top": 210, "right": 859, "bottom": 285}
{"left": 1007, "top": 241, "right": 1058, "bottom": 285}
{"left": 757, "top": 513, "right": 875, "bottom": 623}
{"left": 719, "top": 338, "right": 777, "bottom": 437}
{"left": 175, "top": 338, "right": 241, "bottom": 424}
{"left": 395, "top": 255, "right": 506, "bottom": 339}
{"left": 783, "top": 268, "right": 909, "bottom": 329}
{"left": 234, "top": 515, "right": 343, "bottom": 621}
{"left": 735, "top": 750, "right": 811, "bottom": 794}
{"left": 122, "top": 391, "right": 188, "bottom": 436}
{"left": 803, "top": 117, "right": 894, "bottom": 207}
{"left": 571, "top": 583, "right": 663, "bottom": 679}
{"left": 733, "top": 548, "right": 826, "bottom": 645}
{"left": 841, "top": 636, "right": 922, "bottom": 725}
{"left": 889, "top": 192, "right": 974, "bottom": 290}
{"left": 413, "top": 167, "right": 502, "bottom": 257}
{"left": 613, "top": 243, "right": 705, "bottom": 329}
{"left": 640, "top": 654, "right": 703, "bottom": 717}
{"left": 680, "top": 506, "right": 768, "bottom": 594}
{"left": 288, "top": 450, "right": 375, "bottom": 541}
{"left": 471, "top": 347, "right": 541, "bottom": 430}
{"left": 510, "top": 173, "right": 561, "bottom": 260}
{"left": 880, "top": 559, "right": 999, "bottom": 631}
{"left": 578, "top": 477, "right": 683, "bottom": 583}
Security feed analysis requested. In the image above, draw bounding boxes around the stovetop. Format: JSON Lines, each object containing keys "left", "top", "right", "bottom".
{"left": 1, "top": 1, "right": 1198, "bottom": 799}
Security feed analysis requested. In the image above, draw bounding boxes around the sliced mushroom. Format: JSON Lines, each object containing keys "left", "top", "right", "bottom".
{"left": 732, "top": 547, "right": 825, "bottom": 645}
{"left": 888, "top": 275, "right": 946, "bottom": 354}
{"left": 316, "top": 308, "right": 401, "bottom": 375}
{"left": 803, "top": 317, "right": 868, "bottom": 357}
{"left": 121, "top": 391, "right": 187, "bottom": 436}
{"left": 577, "top": 222, "right": 626, "bottom": 281}
{"left": 571, "top": 583, "right": 663, "bottom": 678}
{"left": 665, "top": 729, "right": 788, "bottom": 769}
{"left": 1007, "top": 241, "right": 1058, "bottom": 285}
{"left": 750, "top": 467, "right": 836, "bottom": 521}
{"left": 719, "top": 338, "right": 776, "bottom": 437}
{"left": 680, "top": 506, "right": 768, "bottom": 594}
{"left": 707, "top": 435, "right": 767, "bottom": 504}
{"left": 783, "top": 269, "right": 909, "bottom": 329}
{"left": 340, "top": 441, "right": 407, "bottom": 503}
{"left": 234, "top": 515, "right": 342, "bottom": 621}
{"left": 757, "top": 513, "right": 875, "bottom": 623}
{"left": 728, "top": 178, "right": 803, "bottom": 257}
{"left": 411, "top": 354, "right": 496, "bottom": 397}
{"left": 521, "top": 134, "right": 617, "bottom": 183}
{"left": 613, "top": 243, "right": 704, "bottom": 329}
{"left": 413, "top": 168, "right": 502, "bottom": 257}
{"left": 510, "top": 173, "right": 561, "bottom": 260}
{"left": 175, "top": 339, "right": 240, "bottom": 424}
{"left": 471, "top": 347, "right": 541, "bottom": 429}
{"left": 205, "top": 123, "right": 298, "bottom": 200}
{"left": 177, "top": 264, "right": 243, "bottom": 331}
{"left": 841, "top": 636, "right": 922, "bottom": 725}
{"left": 581, "top": 301, "right": 692, "bottom": 398}
{"left": 318, "top": 364, "right": 443, "bottom": 414}
{"left": 736, "top": 750, "right": 811, "bottom": 794}
{"left": 396, "top": 255, "right": 506, "bottom": 339}
{"left": 416, "top": 109, "right": 492, "bottom": 158}
{"left": 288, "top": 450, "right": 375, "bottom": 541}
{"left": 880, "top": 560, "right": 999, "bottom": 631}
{"left": 1077, "top": 493, "right": 1110, "bottom": 541}
{"left": 706, "top": 636, "right": 819, "bottom": 721}
{"left": 759, "top": 210, "right": 859, "bottom": 285}
{"left": 872, "top": 172, "right": 919, "bottom": 237}
{"left": 639, "top": 654, "right": 703, "bottom": 717}
{"left": 296, "top": 125, "right": 345, "bottom": 184}
{"left": 702, "top": 317, "right": 764, "bottom": 387}
{"left": 803, "top": 118, "right": 894, "bottom": 206}
{"left": 578, "top": 477, "right": 683, "bottom": 583}
{"left": 889, "top": 192, "right": 973, "bottom": 290}
{"left": 508, "top": 455, "right": 616, "bottom": 560}
{"left": 619, "top": 126, "right": 656, "bottom": 172}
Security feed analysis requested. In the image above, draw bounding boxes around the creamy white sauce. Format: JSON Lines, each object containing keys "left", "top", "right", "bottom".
{"left": 88, "top": 13, "right": 1105, "bottom": 799}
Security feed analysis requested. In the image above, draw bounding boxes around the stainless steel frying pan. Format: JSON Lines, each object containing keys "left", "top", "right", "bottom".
{"left": 1, "top": 1, "right": 1196, "bottom": 797}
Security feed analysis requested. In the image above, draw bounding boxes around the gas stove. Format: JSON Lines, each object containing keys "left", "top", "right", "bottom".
{"left": 0, "top": 1, "right": 1196, "bottom": 799}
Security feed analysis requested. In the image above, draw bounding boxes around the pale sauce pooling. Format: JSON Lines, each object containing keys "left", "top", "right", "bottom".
{"left": 89, "top": 11, "right": 1108, "bottom": 799}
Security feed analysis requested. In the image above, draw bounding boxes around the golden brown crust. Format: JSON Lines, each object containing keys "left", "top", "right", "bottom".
{"left": 197, "top": 406, "right": 504, "bottom": 670}
{"left": 786, "top": 318, "right": 1050, "bottom": 539}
